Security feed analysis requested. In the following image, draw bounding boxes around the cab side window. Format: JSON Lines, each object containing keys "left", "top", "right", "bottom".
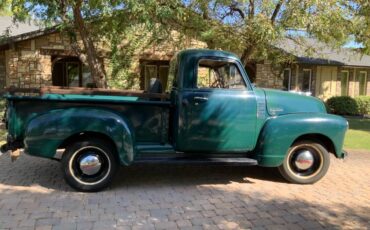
{"left": 196, "top": 59, "right": 246, "bottom": 89}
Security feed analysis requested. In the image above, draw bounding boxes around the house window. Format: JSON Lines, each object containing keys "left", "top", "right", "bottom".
{"left": 358, "top": 71, "right": 367, "bottom": 96}
{"left": 196, "top": 59, "right": 246, "bottom": 89}
{"left": 340, "top": 71, "right": 349, "bottom": 96}
{"left": 282, "top": 68, "right": 291, "bottom": 91}
{"left": 52, "top": 57, "right": 94, "bottom": 87}
{"left": 66, "top": 62, "right": 80, "bottom": 87}
{"left": 302, "top": 69, "right": 312, "bottom": 92}
{"left": 141, "top": 60, "right": 169, "bottom": 92}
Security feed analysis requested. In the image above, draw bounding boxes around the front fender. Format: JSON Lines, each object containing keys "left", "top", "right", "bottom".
{"left": 24, "top": 107, "right": 135, "bottom": 165}
{"left": 255, "top": 113, "right": 348, "bottom": 167}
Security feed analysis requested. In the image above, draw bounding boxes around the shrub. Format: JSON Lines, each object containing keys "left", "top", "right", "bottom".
{"left": 0, "top": 99, "right": 5, "bottom": 113}
{"left": 355, "top": 96, "right": 370, "bottom": 115}
{"left": 326, "top": 96, "right": 370, "bottom": 115}
{"left": 326, "top": 96, "right": 359, "bottom": 115}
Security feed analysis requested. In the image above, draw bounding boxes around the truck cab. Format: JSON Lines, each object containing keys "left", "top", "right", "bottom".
{"left": 171, "top": 50, "right": 259, "bottom": 153}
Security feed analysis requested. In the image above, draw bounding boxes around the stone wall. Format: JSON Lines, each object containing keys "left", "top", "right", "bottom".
{"left": 4, "top": 32, "right": 76, "bottom": 88}
{"left": 256, "top": 62, "right": 329, "bottom": 97}
{"left": 255, "top": 62, "right": 283, "bottom": 89}
{"left": 255, "top": 62, "right": 301, "bottom": 90}
{"left": 5, "top": 49, "right": 52, "bottom": 88}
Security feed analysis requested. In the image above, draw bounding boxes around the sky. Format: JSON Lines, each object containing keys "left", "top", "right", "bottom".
{"left": 344, "top": 40, "right": 363, "bottom": 48}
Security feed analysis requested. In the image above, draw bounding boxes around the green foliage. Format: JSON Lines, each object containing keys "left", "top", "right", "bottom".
{"left": 166, "top": 0, "right": 369, "bottom": 67}
{"left": 326, "top": 96, "right": 370, "bottom": 115}
{"left": 6, "top": 0, "right": 370, "bottom": 89}
{"left": 354, "top": 1, "right": 370, "bottom": 54}
{"left": 0, "top": 0, "right": 11, "bottom": 16}
{"left": 355, "top": 96, "right": 370, "bottom": 115}
{"left": 326, "top": 96, "right": 359, "bottom": 115}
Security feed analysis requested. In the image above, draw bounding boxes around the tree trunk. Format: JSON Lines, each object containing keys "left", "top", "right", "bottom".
{"left": 72, "top": 2, "right": 106, "bottom": 88}
{"left": 240, "top": 45, "right": 255, "bottom": 67}
{"left": 240, "top": 46, "right": 257, "bottom": 82}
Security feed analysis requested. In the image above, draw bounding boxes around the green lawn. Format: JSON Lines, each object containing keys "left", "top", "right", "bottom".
{"left": 344, "top": 118, "right": 370, "bottom": 151}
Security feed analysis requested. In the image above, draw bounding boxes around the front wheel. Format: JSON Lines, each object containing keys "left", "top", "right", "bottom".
{"left": 61, "top": 138, "right": 118, "bottom": 192}
{"left": 278, "top": 140, "right": 330, "bottom": 184}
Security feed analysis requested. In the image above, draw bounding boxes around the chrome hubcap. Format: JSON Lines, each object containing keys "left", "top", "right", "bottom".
{"left": 294, "top": 150, "right": 314, "bottom": 170}
{"left": 79, "top": 154, "right": 102, "bottom": 176}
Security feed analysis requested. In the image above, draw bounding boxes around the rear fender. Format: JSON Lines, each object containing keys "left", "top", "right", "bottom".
{"left": 24, "top": 107, "right": 135, "bottom": 165}
{"left": 255, "top": 113, "right": 348, "bottom": 167}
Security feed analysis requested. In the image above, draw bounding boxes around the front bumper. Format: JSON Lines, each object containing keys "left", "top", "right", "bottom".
{"left": 341, "top": 150, "right": 348, "bottom": 159}
{"left": 0, "top": 143, "right": 11, "bottom": 156}
{"left": 0, "top": 136, "right": 24, "bottom": 161}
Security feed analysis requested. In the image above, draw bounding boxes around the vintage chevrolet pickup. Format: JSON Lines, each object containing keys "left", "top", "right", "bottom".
{"left": 1, "top": 49, "right": 348, "bottom": 191}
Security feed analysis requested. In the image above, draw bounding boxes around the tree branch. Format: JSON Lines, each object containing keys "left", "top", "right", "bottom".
{"left": 230, "top": 3, "right": 245, "bottom": 19}
{"left": 248, "top": 0, "right": 254, "bottom": 19}
{"left": 271, "top": 0, "right": 284, "bottom": 24}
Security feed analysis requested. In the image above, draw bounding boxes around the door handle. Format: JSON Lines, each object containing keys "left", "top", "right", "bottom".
{"left": 182, "top": 98, "right": 189, "bottom": 106}
{"left": 193, "top": 96, "right": 208, "bottom": 102}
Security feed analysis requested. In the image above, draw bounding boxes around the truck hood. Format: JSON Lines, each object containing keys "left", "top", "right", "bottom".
{"left": 263, "top": 89, "right": 327, "bottom": 116}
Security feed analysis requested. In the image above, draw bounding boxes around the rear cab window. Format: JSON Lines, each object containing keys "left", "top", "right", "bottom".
{"left": 196, "top": 59, "right": 247, "bottom": 90}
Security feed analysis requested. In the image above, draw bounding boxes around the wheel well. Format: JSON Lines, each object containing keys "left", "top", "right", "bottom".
{"left": 59, "top": 131, "right": 118, "bottom": 156}
{"left": 293, "top": 134, "right": 336, "bottom": 156}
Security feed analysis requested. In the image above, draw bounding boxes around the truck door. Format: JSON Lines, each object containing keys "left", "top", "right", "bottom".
{"left": 179, "top": 58, "right": 257, "bottom": 152}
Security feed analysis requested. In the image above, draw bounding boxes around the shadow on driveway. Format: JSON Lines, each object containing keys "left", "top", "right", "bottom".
{"left": 0, "top": 153, "right": 285, "bottom": 191}
{"left": 0, "top": 153, "right": 369, "bottom": 229}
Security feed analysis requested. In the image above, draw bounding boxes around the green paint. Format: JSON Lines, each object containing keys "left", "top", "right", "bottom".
{"left": 255, "top": 113, "right": 347, "bottom": 167}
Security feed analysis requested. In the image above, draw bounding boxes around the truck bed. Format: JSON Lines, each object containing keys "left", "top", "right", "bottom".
{"left": 6, "top": 93, "right": 172, "bottom": 145}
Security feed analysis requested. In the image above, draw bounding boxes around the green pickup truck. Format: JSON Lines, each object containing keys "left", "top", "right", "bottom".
{"left": 1, "top": 49, "right": 348, "bottom": 191}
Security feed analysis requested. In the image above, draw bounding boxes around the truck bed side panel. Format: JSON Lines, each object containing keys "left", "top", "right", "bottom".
{"left": 8, "top": 97, "right": 170, "bottom": 145}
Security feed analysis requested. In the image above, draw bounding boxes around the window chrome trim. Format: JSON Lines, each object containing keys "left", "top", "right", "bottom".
{"left": 358, "top": 71, "right": 367, "bottom": 95}
{"left": 283, "top": 68, "right": 292, "bottom": 90}
{"left": 340, "top": 70, "right": 349, "bottom": 96}
{"left": 302, "top": 69, "right": 312, "bottom": 92}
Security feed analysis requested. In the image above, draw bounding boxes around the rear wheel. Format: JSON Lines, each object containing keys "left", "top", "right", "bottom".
{"left": 61, "top": 138, "right": 118, "bottom": 192}
{"left": 278, "top": 140, "right": 330, "bottom": 184}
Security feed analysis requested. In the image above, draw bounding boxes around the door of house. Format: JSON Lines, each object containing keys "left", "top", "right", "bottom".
{"left": 316, "top": 66, "right": 337, "bottom": 100}
{"left": 52, "top": 57, "right": 94, "bottom": 87}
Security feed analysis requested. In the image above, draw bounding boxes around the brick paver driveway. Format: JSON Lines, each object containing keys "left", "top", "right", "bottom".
{"left": 0, "top": 150, "right": 369, "bottom": 230}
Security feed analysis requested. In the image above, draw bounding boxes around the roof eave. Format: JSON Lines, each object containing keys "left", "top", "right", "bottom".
{"left": 0, "top": 26, "right": 59, "bottom": 47}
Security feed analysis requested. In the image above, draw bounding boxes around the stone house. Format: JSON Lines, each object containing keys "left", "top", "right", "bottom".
{"left": 0, "top": 16, "right": 205, "bottom": 91}
{"left": 255, "top": 38, "right": 370, "bottom": 100}
{"left": 1, "top": 16, "right": 369, "bottom": 100}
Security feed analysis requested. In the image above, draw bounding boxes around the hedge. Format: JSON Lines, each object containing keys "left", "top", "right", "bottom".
{"left": 326, "top": 96, "right": 370, "bottom": 115}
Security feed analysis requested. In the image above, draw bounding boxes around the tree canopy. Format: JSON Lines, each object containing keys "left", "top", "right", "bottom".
{"left": 0, "top": 0, "right": 12, "bottom": 16}
{"left": 160, "top": 1, "right": 367, "bottom": 63}
{"left": 3, "top": 0, "right": 370, "bottom": 87}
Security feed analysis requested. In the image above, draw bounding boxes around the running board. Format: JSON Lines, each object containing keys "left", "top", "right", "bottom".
{"left": 133, "top": 157, "right": 258, "bottom": 166}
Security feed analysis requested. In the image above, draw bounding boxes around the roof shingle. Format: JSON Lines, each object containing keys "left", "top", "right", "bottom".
{"left": 0, "top": 16, "right": 41, "bottom": 37}
{"left": 276, "top": 37, "right": 370, "bottom": 67}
